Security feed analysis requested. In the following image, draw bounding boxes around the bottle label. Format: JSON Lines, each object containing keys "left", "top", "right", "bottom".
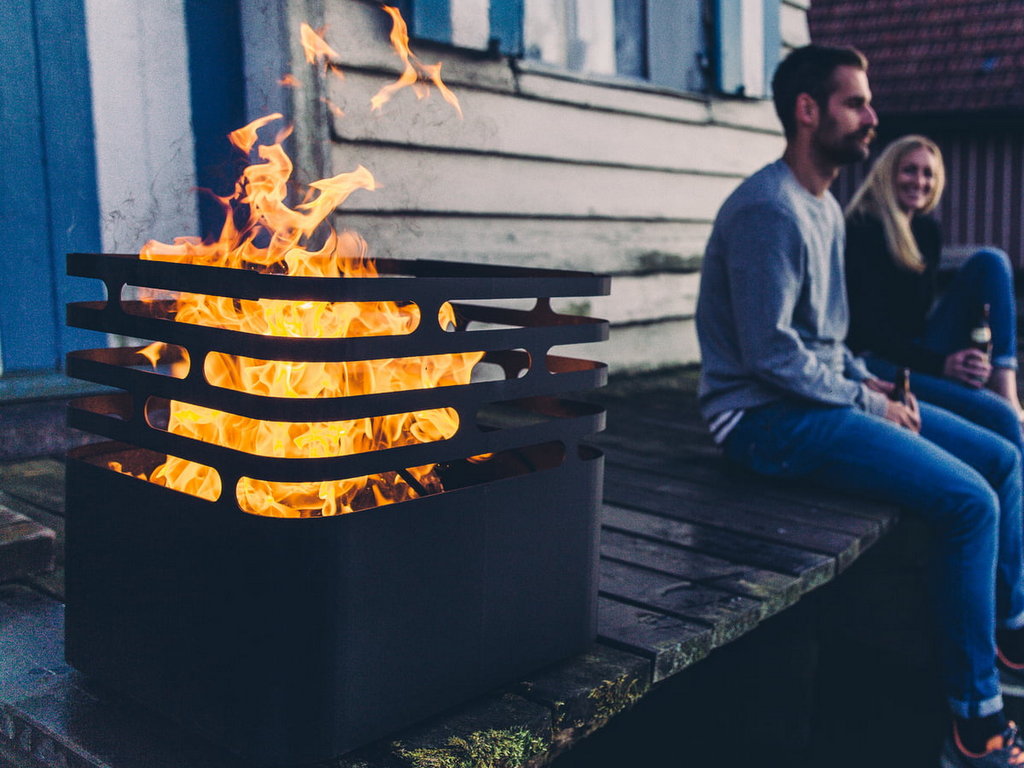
{"left": 971, "top": 327, "right": 992, "bottom": 345}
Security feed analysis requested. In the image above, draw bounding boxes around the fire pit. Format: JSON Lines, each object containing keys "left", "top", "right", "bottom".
{"left": 63, "top": 249, "right": 608, "bottom": 765}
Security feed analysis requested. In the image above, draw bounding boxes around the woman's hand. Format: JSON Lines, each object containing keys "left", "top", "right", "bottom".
{"left": 943, "top": 348, "right": 991, "bottom": 388}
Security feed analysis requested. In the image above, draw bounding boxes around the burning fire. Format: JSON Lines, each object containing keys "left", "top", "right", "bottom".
{"left": 117, "top": 9, "right": 479, "bottom": 517}
{"left": 372, "top": 6, "right": 463, "bottom": 117}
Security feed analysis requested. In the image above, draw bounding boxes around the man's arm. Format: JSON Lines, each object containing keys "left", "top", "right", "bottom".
{"left": 724, "top": 202, "right": 887, "bottom": 416}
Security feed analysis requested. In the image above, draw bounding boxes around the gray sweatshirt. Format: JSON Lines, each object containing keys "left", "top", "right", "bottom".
{"left": 695, "top": 159, "right": 888, "bottom": 425}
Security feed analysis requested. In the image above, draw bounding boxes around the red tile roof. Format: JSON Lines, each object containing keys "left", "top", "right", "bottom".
{"left": 808, "top": 0, "right": 1024, "bottom": 114}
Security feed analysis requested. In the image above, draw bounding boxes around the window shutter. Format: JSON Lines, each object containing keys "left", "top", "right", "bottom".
{"left": 613, "top": 0, "right": 647, "bottom": 78}
{"left": 395, "top": 0, "right": 453, "bottom": 44}
{"left": 715, "top": 0, "right": 780, "bottom": 98}
{"left": 396, "top": 0, "right": 523, "bottom": 56}
{"left": 489, "top": 0, "right": 524, "bottom": 56}
{"left": 646, "top": 0, "right": 706, "bottom": 92}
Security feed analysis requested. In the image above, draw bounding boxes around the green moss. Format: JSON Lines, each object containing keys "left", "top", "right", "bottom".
{"left": 586, "top": 676, "right": 645, "bottom": 724}
{"left": 394, "top": 728, "right": 546, "bottom": 768}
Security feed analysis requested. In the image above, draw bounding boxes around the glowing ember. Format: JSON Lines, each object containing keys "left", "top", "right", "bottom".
{"left": 117, "top": 8, "right": 480, "bottom": 517}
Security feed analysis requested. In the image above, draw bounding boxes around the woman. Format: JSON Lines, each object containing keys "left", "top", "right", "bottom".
{"left": 845, "top": 135, "right": 1024, "bottom": 457}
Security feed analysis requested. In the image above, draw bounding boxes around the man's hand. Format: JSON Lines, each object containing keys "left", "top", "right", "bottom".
{"left": 884, "top": 391, "right": 921, "bottom": 433}
{"left": 864, "top": 378, "right": 894, "bottom": 397}
{"left": 944, "top": 348, "right": 991, "bottom": 388}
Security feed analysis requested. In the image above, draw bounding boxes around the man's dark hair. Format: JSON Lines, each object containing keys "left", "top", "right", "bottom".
{"left": 772, "top": 44, "right": 868, "bottom": 139}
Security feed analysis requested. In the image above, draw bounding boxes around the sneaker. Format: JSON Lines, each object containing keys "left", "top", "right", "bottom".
{"left": 940, "top": 721, "right": 1024, "bottom": 767}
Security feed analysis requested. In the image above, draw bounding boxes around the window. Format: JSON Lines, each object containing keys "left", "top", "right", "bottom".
{"left": 397, "top": 0, "right": 780, "bottom": 98}
{"left": 523, "top": 0, "right": 708, "bottom": 92}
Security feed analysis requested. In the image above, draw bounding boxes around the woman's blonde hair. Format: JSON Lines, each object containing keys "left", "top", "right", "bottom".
{"left": 845, "top": 135, "right": 946, "bottom": 273}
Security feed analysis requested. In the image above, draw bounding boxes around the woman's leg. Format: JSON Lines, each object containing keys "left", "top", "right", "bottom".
{"left": 865, "top": 355, "right": 1023, "bottom": 459}
{"left": 921, "top": 248, "right": 1022, "bottom": 413}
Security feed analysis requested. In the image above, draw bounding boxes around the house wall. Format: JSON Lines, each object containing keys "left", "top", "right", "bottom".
{"left": 84, "top": 0, "right": 199, "bottom": 252}
{"left": 15, "top": 0, "right": 807, "bottom": 377}
{"left": 277, "top": 0, "right": 809, "bottom": 375}
{"left": 932, "top": 126, "right": 1024, "bottom": 270}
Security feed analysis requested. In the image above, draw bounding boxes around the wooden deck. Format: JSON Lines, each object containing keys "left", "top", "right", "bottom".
{"left": 0, "top": 369, "right": 901, "bottom": 768}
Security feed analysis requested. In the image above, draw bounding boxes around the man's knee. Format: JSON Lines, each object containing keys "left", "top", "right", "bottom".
{"left": 933, "top": 479, "right": 1000, "bottom": 539}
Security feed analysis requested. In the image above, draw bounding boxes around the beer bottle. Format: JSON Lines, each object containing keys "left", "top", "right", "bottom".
{"left": 889, "top": 367, "right": 910, "bottom": 404}
{"left": 971, "top": 303, "right": 993, "bottom": 356}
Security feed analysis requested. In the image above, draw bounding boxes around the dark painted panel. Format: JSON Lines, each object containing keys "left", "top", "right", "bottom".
{"left": 490, "top": 0, "right": 524, "bottom": 56}
{"left": 648, "top": 0, "right": 706, "bottom": 93}
{"left": 614, "top": 0, "right": 647, "bottom": 78}
{"left": 34, "top": 0, "right": 104, "bottom": 363}
{"left": 184, "top": 0, "right": 248, "bottom": 239}
{"left": 413, "top": 0, "right": 452, "bottom": 44}
{"left": 762, "top": 0, "right": 781, "bottom": 95}
{"left": 0, "top": 0, "right": 60, "bottom": 372}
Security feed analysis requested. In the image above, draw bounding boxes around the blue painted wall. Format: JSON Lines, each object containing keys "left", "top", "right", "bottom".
{"left": 0, "top": 0, "right": 102, "bottom": 373}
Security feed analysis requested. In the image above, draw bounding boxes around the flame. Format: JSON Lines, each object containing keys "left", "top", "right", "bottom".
{"left": 279, "top": 73, "right": 302, "bottom": 88}
{"left": 371, "top": 6, "right": 463, "bottom": 118}
{"left": 321, "top": 96, "right": 345, "bottom": 118}
{"left": 128, "top": 113, "right": 482, "bottom": 517}
{"left": 138, "top": 342, "right": 166, "bottom": 369}
{"left": 300, "top": 23, "right": 341, "bottom": 74}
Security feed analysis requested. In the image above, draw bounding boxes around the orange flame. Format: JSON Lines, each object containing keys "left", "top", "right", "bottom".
{"left": 371, "top": 6, "right": 463, "bottom": 118}
{"left": 300, "top": 22, "right": 341, "bottom": 74}
{"left": 279, "top": 73, "right": 302, "bottom": 88}
{"left": 130, "top": 114, "right": 482, "bottom": 517}
{"left": 321, "top": 96, "right": 345, "bottom": 118}
{"left": 138, "top": 342, "right": 166, "bottom": 369}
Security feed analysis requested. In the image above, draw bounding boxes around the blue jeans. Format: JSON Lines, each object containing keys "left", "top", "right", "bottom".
{"left": 922, "top": 247, "right": 1018, "bottom": 371}
{"left": 864, "top": 356, "right": 1024, "bottom": 477}
{"left": 723, "top": 400, "right": 1024, "bottom": 717}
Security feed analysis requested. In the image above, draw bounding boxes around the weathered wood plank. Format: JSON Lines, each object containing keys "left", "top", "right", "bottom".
{"left": 0, "top": 504, "right": 55, "bottom": 583}
{"left": 595, "top": 596, "right": 714, "bottom": 683}
{"left": 0, "top": 459, "right": 65, "bottom": 515}
{"left": 331, "top": 145, "right": 740, "bottom": 220}
{"left": 599, "top": 560, "right": 763, "bottom": 648}
{"left": 592, "top": 388, "right": 901, "bottom": 525}
{"left": 603, "top": 471, "right": 863, "bottom": 570}
{"left": 602, "top": 504, "right": 835, "bottom": 590}
{"left": 329, "top": 71, "right": 783, "bottom": 177}
{"left": 598, "top": 442, "right": 900, "bottom": 531}
{"left": 601, "top": 529, "right": 802, "bottom": 619}
{"left": 352, "top": 694, "right": 553, "bottom": 768}
{"left": 512, "top": 646, "right": 650, "bottom": 760}
{"left": 334, "top": 214, "right": 710, "bottom": 275}
{"left": 604, "top": 463, "right": 883, "bottom": 541}
{"left": 0, "top": 491, "right": 65, "bottom": 562}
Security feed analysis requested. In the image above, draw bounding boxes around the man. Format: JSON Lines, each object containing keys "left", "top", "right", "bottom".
{"left": 695, "top": 44, "right": 1024, "bottom": 767}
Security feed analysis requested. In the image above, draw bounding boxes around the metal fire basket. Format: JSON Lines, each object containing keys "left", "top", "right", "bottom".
{"left": 63, "top": 252, "right": 609, "bottom": 766}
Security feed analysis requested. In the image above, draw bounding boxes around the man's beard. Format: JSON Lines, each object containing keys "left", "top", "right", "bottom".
{"left": 814, "top": 122, "right": 875, "bottom": 166}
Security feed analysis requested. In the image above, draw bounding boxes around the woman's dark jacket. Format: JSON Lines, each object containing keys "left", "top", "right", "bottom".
{"left": 844, "top": 210, "right": 945, "bottom": 376}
